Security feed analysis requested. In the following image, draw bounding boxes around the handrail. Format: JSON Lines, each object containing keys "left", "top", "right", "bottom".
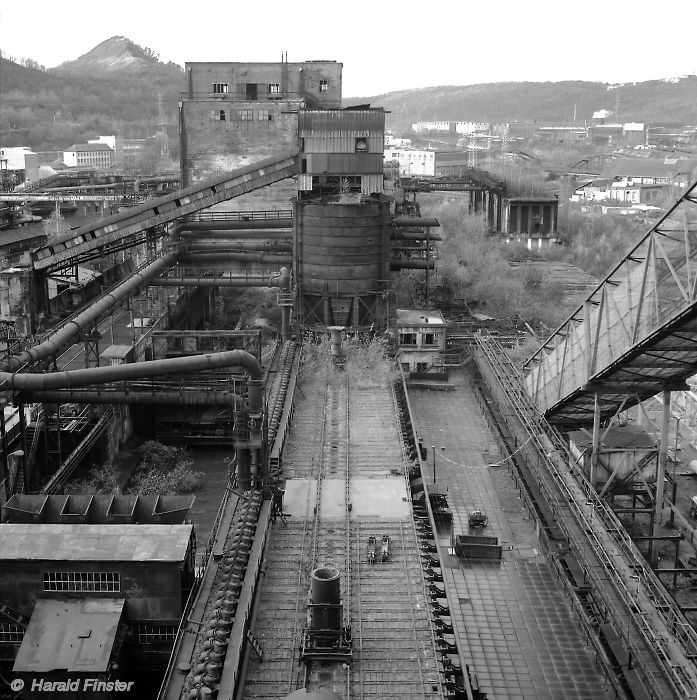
{"left": 474, "top": 331, "right": 697, "bottom": 699}
{"left": 41, "top": 406, "right": 117, "bottom": 494}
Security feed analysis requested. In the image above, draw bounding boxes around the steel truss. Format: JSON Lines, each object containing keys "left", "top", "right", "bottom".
{"left": 525, "top": 180, "right": 697, "bottom": 424}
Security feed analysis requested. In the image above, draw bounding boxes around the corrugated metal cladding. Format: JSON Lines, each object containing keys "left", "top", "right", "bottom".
{"left": 362, "top": 175, "right": 384, "bottom": 195}
{"left": 303, "top": 135, "right": 384, "bottom": 153}
{"left": 298, "top": 110, "right": 385, "bottom": 132}
{"left": 307, "top": 154, "right": 384, "bottom": 174}
{"left": 297, "top": 200, "right": 391, "bottom": 296}
{"left": 298, "top": 174, "right": 313, "bottom": 191}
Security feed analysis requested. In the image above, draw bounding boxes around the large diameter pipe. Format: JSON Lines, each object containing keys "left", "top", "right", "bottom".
{"left": 393, "top": 217, "right": 440, "bottom": 227}
{"left": 310, "top": 566, "right": 342, "bottom": 633}
{"left": 178, "top": 230, "right": 292, "bottom": 240}
{"left": 158, "top": 266, "right": 290, "bottom": 289}
{"left": 185, "top": 241, "right": 292, "bottom": 252}
{"left": 175, "top": 220, "right": 293, "bottom": 232}
{"left": 181, "top": 252, "right": 292, "bottom": 264}
{"left": 5, "top": 252, "right": 178, "bottom": 372}
{"left": 22, "top": 390, "right": 244, "bottom": 406}
{"left": 157, "top": 277, "right": 283, "bottom": 287}
{"left": 0, "top": 349, "right": 262, "bottom": 392}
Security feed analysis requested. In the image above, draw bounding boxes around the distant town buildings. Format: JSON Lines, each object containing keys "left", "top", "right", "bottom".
{"left": 1, "top": 147, "right": 39, "bottom": 187}
{"left": 572, "top": 157, "right": 697, "bottom": 206}
{"left": 383, "top": 147, "right": 435, "bottom": 176}
{"left": 63, "top": 142, "right": 114, "bottom": 168}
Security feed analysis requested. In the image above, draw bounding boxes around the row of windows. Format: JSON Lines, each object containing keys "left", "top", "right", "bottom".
{"left": 399, "top": 332, "right": 438, "bottom": 346}
{"left": 211, "top": 80, "right": 329, "bottom": 94}
{"left": 43, "top": 571, "right": 120, "bottom": 592}
{"left": 209, "top": 109, "right": 272, "bottom": 122}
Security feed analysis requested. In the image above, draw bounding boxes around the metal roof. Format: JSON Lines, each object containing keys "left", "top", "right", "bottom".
{"left": 0, "top": 523, "right": 193, "bottom": 561}
{"left": 396, "top": 308, "right": 446, "bottom": 326}
{"left": 601, "top": 157, "right": 697, "bottom": 179}
{"left": 524, "top": 179, "right": 697, "bottom": 425}
{"left": 13, "top": 598, "right": 124, "bottom": 673}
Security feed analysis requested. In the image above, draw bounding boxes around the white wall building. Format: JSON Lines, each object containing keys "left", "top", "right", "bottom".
{"left": 384, "top": 147, "right": 435, "bottom": 176}
{"left": 455, "top": 121, "right": 490, "bottom": 135}
{"left": 411, "top": 121, "right": 452, "bottom": 133}
{"left": 63, "top": 143, "right": 114, "bottom": 168}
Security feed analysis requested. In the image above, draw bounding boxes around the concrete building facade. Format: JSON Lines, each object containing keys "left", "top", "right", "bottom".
{"left": 180, "top": 59, "right": 342, "bottom": 186}
{"left": 63, "top": 143, "right": 114, "bottom": 168}
{"left": 396, "top": 309, "right": 446, "bottom": 373}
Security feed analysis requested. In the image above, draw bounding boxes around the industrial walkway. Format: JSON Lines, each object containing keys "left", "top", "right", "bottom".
{"left": 30, "top": 152, "right": 299, "bottom": 273}
{"left": 409, "top": 370, "right": 611, "bottom": 700}
{"left": 524, "top": 180, "right": 697, "bottom": 425}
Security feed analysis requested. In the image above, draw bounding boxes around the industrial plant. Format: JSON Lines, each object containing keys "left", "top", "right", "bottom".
{"left": 0, "top": 55, "right": 697, "bottom": 700}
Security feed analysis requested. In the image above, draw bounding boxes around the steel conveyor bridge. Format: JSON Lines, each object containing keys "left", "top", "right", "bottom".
{"left": 524, "top": 179, "right": 697, "bottom": 425}
{"left": 30, "top": 152, "right": 299, "bottom": 274}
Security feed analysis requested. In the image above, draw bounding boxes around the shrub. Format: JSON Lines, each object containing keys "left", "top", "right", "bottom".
{"left": 65, "top": 463, "right": 120, "bottom": 494}
{"left": 124, "top": 440, "right": 202, "bottom": 495}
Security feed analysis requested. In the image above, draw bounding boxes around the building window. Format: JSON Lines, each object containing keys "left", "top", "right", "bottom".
{"left": 212, "top": 83, "right": 229, "bottom": 94}
{"left": 235, "top": 110, "right": 254, "bottom": 121}
{"left": 399, "top": 332, "right": 417, "bottom": 345}
{"left": 268, "top": 83, "right": 280, "bottom": 94}
{"left": 43, "top": 571, "right": 120, "bottom": 592}
{"left": 319, "top": 79, "right": 328, "bottom": 92}
{"left": 219, "top": 110, "right": 226, "bottom": 121}
{"left": 258, "top": 109, "right": 270, "bottom": 121}
{"left": 423, "top": 333, "right": 437, "bottom": 346}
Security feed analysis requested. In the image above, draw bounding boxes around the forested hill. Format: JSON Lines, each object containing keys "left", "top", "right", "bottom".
{"left": 345, "top": 77, "right": 697, "bottom": 131}
{"left": 1, "top": 37, "right": 183, "bottom": 152}
{"left": 2, "top": 35, "right": 696, "bottom": 151}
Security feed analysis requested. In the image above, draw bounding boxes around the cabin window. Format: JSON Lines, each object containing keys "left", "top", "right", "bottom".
{"left": 268, "top": 83, "right": 280, "bottom": 94}
{"left": 212, "top": 83, "right": 229, "bottom": 94}
{"left": 399, "top": 333, "right": 417, "bottom": 346}
{"left": 319, "top": 79, "right": 328, "bottom": 92}
{"left": 43, "top": 571, "right": 120, "bottom": 592}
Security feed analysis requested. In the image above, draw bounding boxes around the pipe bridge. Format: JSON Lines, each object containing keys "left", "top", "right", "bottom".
{"left": 524, "top": 179, "right": 697, "bottom": 425}
{"left": 30, "top": 152, "right": 299, "bottom": 274}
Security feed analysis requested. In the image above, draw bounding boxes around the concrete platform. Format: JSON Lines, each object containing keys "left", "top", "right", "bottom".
{"left": 283, "top": 477, "right": 410, "bottom": 520}
{"left": 409, "top": 369, "right": 612, "bottom": 700}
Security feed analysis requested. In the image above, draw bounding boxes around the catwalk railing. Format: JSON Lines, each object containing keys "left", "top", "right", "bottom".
{"left": 524, "top": 179, "right": 697, "bottom": 424}
{"left": 476, "top": 332, "right": 697, "bottom": 700}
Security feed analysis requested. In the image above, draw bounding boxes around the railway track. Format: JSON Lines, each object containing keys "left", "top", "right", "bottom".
{"left": 242, "top": 353, "right": 442, "bottom": 699}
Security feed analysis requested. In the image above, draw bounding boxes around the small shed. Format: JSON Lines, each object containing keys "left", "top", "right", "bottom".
{"left": 14, "top": 598, "right": 125, "bottom": 687}
{"left": 396, "top": 309, "right": 447, "bottom": 374}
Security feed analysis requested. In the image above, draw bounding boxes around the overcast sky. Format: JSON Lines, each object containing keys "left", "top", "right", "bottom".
{"left": 2, "top": 0, "right": 697, "bottom": 97}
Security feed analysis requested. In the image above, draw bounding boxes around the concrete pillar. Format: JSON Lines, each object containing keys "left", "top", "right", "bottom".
{"left": 328, "top": 326, "right": 344, "bottom": 366}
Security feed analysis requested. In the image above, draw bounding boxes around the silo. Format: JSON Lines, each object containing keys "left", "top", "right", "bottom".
{"left": 294, "top": 198, "right": 391, "bottom": 327}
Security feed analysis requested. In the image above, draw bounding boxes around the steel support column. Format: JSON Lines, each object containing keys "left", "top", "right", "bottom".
{"left": 591, "top": 392, "right": 601, "bottom": 489}
{"left": 652, "top": 390, "right": 671, "bottom": 567}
